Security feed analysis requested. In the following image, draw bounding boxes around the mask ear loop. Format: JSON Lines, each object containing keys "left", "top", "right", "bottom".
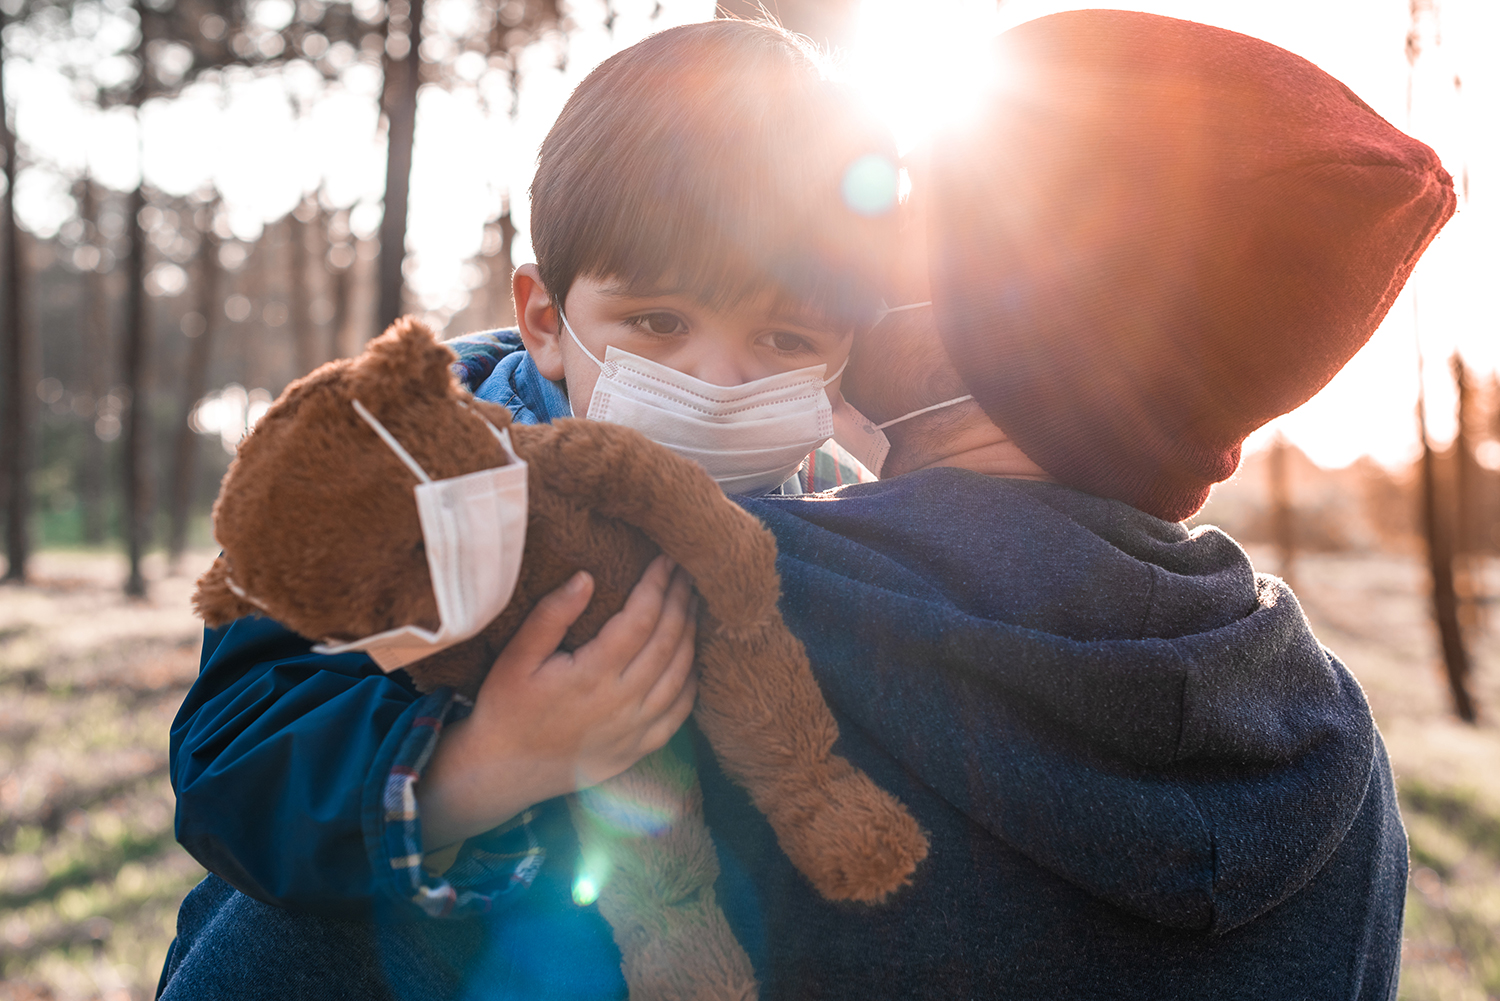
{"left": 875, "top": 393, "right": 975, "bottom": 430}
{"left": 559, "top": 309, "right": 606, "bottom": 370}
{"left": 872, "top": 299, "right": 933, "bottom": 327}
{"left": 351, "top": 399, "right": 433, "bottom": 484}
{"left": 823, "top": 357, "right": 849, "bottom": 387}
{"left": 456, "top": 399, "right": 525, "bottom": 463}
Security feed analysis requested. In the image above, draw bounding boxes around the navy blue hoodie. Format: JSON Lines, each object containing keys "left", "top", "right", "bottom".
{"left": 702, "top": 468, "right": 1404, "bottom": 1000}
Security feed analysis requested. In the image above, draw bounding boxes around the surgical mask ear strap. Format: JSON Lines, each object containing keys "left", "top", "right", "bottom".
{"left": 351, "top": 399, "right": 433, "bottom": 484}
{"left": 873, "top": 300, "right": 933, "bottom": 327}
{"left": 823, "top": 357, "right": 849, "bottom": 387}
{"left": 875, "top": 393, "right": 975, "bottom": 430}
{"left": 559, "top": 309, "right": 606, "bottom": 370}
{"left": 457, "top": 399, "right": 524, "bottom": 460}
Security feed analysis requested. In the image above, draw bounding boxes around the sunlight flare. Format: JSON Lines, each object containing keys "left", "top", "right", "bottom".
{"left": 843, "top": 0, "right": 1007, "bottom": 152}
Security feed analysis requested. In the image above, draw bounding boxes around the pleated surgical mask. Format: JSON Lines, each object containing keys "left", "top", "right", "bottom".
{"left": 829, "top": 301, "right": 973, "bottom": 477}
{"left": 562, "top": 310, "right": 842, "bottom": 495}
{"left": 311, "top": 399, "right": 529, "bottom": 672}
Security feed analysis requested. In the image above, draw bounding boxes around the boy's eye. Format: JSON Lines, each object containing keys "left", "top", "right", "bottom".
{"left": 769, "top": 330, "right": 813, "bottom": 354}
{"left": 632, "top": 312, "right": 686, "bottom": 336}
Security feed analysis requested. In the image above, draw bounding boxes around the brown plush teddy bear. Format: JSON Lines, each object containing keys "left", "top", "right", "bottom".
{"left": 193, "top": 317, "right": 928, "bottom": 1001}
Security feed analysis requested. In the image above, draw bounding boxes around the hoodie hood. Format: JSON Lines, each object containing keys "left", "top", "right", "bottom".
{"left": 738, "top": 468, "right": 1376, "bottom": 935}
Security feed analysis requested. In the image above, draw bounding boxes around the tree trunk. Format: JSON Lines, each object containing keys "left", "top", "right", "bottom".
{"left": 1451, "top": 353, "right": 1479, "bottom": 631}
{"left": 1418, "top": 384, "right": 1477, "bottom": 722}
{"left": 1268, "top": 432, "right": 1296, "bottom": 589}
{"left": 494, "top": 207, "right": 516, "bottom": 324}
{"left": 289, "top": 208, "right": 316, "bottom": 377}
{"left": 79, "top": 178, "right": 111, "bottom": 545}
{"left": 121, "top": 180, "right": 151, "bottom": 596}
{"left": 312, "top": 201, "right": 336, "bottom": 361}
{"left": 377, "top": 0, "right": 424, "bottom": 334}
{"left": 168, "top": 204, "right": 219, "bottom": 563}
{"left": 1, "top": 12, "right": 32, "bottom": 584}
{"left": 122, "top": 7, "right": 152, "bottom": 596}
{"left": 331, "top": 250, "right": 354, "bottom": 358}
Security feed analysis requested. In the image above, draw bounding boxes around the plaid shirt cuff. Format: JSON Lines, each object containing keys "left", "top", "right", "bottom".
{"left": 380, "top": 687, "right": 544, "bottom": 918}
{"left": 445, "top": 328, "right": 523, "bottom": 392}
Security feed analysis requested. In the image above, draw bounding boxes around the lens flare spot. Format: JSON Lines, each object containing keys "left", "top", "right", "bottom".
{"left": 572, "top": 873, "right": 600, "bottom": 907}
{"left": 575, "top": 783, "right": 678, "bottom": 837}
{"left": 842, "top": 153, "right": 899, "bottom": 218}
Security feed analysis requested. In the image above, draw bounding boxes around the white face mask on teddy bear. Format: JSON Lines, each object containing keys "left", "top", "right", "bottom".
{"left": 310, "top": 399, "right": 529, "bottom": 672}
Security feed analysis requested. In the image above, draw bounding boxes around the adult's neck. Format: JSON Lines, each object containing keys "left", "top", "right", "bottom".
{"left": 883, "top": 409, "right": 1053, "bottom": 481}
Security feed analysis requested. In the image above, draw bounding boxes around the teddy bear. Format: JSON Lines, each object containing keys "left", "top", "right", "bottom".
{"left": 193, "top": 317, "right": 929, "bottom": 1001}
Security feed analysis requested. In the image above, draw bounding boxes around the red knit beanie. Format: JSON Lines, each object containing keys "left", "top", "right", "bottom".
{"left": 929, "top": 9, "right": 1456, "bottom": 521}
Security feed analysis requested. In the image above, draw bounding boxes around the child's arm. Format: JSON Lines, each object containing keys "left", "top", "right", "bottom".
{"left": 171, "top": 560, "right": 695, "bottom": 920}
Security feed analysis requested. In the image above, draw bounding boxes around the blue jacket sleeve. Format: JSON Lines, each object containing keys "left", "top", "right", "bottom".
{"left": 173, "top": 616, "right": 551, "bottom": 921}
{"left": 170, "top": 616, "right": 431, "bottom": 920}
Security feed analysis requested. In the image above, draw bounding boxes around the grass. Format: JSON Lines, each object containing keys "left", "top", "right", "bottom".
{"left": 0, "top": 551, "right": 210, "bottom": 1001}
{"left": 0, "top": 545, "right": 1497, "bottom": 999}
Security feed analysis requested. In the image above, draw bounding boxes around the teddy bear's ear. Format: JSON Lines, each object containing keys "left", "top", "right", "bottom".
{"left": 469, "top": 397, "right": 514, "bottom": 431}
{"left": 193, "top": 555, "right": 262, "bottom": 627}
{"left": 355, "top": 315, "right": 458, "bottom": 399}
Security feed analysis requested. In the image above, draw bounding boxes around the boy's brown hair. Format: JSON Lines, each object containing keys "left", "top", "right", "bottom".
{"left": 530, "top": 19, "right": 898, "bottom": 331}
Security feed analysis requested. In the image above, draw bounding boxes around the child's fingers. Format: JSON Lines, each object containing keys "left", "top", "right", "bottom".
{"left": 585, "top": 554, "right": 679, "bottom": 670}
{"left": 640, "top": 673, "right": 699, "bottom": 756}
{"left": 489, "top": 570, "right": 593, "bottom": 678}
{"left": 637, "top": 592, "right": 697, "bottom": 717}
{"left": 619, "top": 567, "right": 695, "bottom": 690}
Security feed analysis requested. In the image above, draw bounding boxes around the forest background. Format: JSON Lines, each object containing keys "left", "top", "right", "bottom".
{"left": 1, "top": 0, "right": 1498, "bottom": 998}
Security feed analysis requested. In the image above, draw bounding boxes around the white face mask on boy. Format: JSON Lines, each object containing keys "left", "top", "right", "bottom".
{"left": 828, "top": 301, "right": 973, "bottom": 477}
{"left": 561, "top": 310, "right": 842, "bottom": 495}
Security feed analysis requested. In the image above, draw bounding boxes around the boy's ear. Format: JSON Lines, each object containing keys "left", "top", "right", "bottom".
{"left": 513, "top": 264, "right": 566, "bottom": 381}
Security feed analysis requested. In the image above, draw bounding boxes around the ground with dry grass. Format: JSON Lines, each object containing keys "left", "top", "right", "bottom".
{"left": 0, "top": 545, "right": 1497, "bottom": 1000}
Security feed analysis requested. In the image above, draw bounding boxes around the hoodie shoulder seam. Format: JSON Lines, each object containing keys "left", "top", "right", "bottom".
{"left": 1134, "top": 562, "right": 1160, "bottom": 640}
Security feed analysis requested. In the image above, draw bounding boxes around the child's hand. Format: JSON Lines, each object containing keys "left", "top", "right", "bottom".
{"left": 416, "top": 555, "right": 698, "bottom": 851}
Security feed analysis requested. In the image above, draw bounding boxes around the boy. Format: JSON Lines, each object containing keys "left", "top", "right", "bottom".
{"left": 159, "top": 19, "right": 896, "bottom": 1000}
{"left": 450, "top": 16, "right": 893, "bottom": 494}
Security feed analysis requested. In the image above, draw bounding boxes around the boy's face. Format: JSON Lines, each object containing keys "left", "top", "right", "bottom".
{"left": 514, "top": 266, "right": 854, "bottom": 418}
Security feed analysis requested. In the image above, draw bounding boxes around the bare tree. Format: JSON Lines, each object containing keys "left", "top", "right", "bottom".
{"left": 0, "top": 6, "right": 32, "bottom": 583}
{"left": 120, "top": 0, "right": 153, "bottom": 596}
{"left": 77, "top": 177, "right": 113, "bottom": 545}
{"left": 1451, "top": 353, "right": 1483, "bottom": 634}
{"left": 378, "top": 0, "right": 563, "bottom": 334}
{"left": 1417, "top": 352, "right": 1477, "bottom": 722}
{"left": 376, "top": 0, "right": 424, "bottom": 334}
{"left": 289, "top": 205, "right": 316, "bottom": 377}
{"left": 1268, "top": 432, "right": 1296, "bottom": 588}
{"left": 326, "top": 208, "right": 357, "bottom": 358}
{"left": 168, "top": 196, "right": 221, "bottom": 563}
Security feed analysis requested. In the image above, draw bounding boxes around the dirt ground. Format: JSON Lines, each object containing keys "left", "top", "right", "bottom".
{"left": 0, "top": 545, "right": 1497, "bottom": 1000}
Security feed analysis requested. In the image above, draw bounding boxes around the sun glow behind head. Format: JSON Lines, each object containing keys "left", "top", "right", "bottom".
{"left": 842, "top": 0, "right": 1008, "bottom": 153}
